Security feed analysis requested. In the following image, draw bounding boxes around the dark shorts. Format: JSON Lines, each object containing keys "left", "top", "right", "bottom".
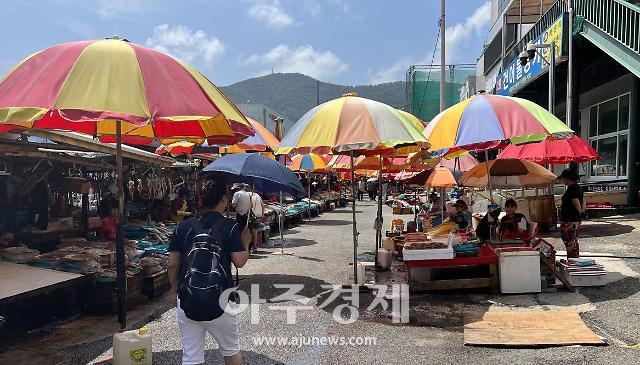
{"left": 236, "top": 214, "right": 259, "bottom": 229}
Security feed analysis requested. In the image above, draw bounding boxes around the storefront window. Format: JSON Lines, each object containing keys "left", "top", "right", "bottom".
{"left": 598, "top": 98, "right": 618, "bottom": 135}
{"left": 587, "top": 93, "right": 630, "bottom": 180}
{"left": 592, "top": 137, "right": 617, "bottom": 177}
{"left": 619, "top": 134, "right": 628, "bottom": 177}
{"left": 619, "top": 94, "right": 629, "bottom": 131}
{"left": 589, "top": 107, "right": 598, "bottom": 137}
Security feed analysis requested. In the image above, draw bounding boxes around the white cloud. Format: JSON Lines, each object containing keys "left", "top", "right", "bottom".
{"left": 366, "top": 1, "right": 491, "bottom": 84}
{"left": 304, "top": 0, "right": 351, "bottom": 17}
{"left": 445, "top": 1, "right": 491, "bottom": 63}
{"left": 367, "top": 57, "right": 414, "bottom": 85}
{"left": 146, "top": 24, "right": 225, "bottom": 65}
{"left": 247, "top": 0, "right": 295, "bottom": 29}
{"left": 242, "top": 44, "right": 348, "bottom": 80}
{"left": 93, "top": 0, "right": 152, "bottom": 20}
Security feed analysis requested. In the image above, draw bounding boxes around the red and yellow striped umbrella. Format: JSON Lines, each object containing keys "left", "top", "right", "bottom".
{"left": 0, "top": 38, "right": 253, "bottom": 144}
{"left": 276, "top": 94, "right": 428, "bottom": 154}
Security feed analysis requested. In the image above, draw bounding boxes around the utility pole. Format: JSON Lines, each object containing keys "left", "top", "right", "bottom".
{"left": 440, "top": 0, "right": 446, "bottom": 112}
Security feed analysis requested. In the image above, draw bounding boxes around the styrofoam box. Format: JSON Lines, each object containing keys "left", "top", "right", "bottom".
{"left": 403, "top": 246, "right": 454, "bottom": 261}
{"left": 560, "top": 268, "right": 607, "bottom": 287}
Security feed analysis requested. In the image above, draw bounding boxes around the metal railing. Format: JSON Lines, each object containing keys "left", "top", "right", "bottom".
{"left": 574, "top": 0, "right": 640, "bottom": 54}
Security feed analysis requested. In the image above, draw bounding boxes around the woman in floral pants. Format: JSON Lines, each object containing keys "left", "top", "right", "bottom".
{"left": 558, "top": 169, "right": 585, "bottom": 258}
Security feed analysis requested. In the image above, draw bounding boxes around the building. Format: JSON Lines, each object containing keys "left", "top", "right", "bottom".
{"left": 460, "top": 76, "right": 478, "bottom": 101}
{"left": 236, "top": 103, "right": 293, "bottom": 138}
{"left": 476, "top": 0, "right": 640, "bottom": 206}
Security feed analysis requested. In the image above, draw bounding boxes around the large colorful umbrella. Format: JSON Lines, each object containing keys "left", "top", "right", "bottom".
{"left": 277, "top": 94, "right": 429, "bottom": 282}
{"left": 460, "top": 159, "right": 556, "bottom": 188}
{"left": 276, "top": 95, "right": 428, "bottom": 154}
{"left": 497, "top": 135, "right": 601, "bottom": 165}
{"left": 289, "top": 153, "right": 329, "bottom": 171}
{"left": 0, "top": 38, "right": 253, "bottom": 329}
{"left": 423, "top": 94, "right": 573, "bottom": 152}
{"left": 0, "top": 39, "right": 252, "bottom": 143}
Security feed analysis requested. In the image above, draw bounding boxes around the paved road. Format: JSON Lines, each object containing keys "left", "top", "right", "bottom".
{"left": 3, "top": 201, "right": 640, "bottom": 364}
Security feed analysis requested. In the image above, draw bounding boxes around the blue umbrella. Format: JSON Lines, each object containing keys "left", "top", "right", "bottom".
{"left": 201, "top": 153, "right": 304, "bottom": 194}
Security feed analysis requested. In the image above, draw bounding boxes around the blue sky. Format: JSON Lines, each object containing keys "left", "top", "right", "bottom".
{"left": 1, "top": 0, "right": 491, "bottom": 86}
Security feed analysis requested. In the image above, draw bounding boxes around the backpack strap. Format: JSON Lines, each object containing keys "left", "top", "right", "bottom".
{"left": 191, "top": 214, "right": 227, "bottom": 240}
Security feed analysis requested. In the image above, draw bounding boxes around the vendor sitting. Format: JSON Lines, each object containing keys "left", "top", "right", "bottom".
{"left": 100, "top": 207, "right": 119, "bottom": 241}
{"left": 499, "top": 198, "right": 528, "bottom": 240}
{"left": 170, "top": 188, "right": 192, "bottom": 222}
{"left": 475, "top": 206, "right": 501, "bottom": 241}
{"left": 449, "top": 199, "right": 472, "bottom": 231}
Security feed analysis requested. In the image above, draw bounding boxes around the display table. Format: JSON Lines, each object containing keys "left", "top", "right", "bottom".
{"left": 406, "top": 246, "right": 499, "bottom": 292}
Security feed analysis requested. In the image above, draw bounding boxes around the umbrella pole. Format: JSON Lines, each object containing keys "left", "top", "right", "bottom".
{"left": 115, "top": 120, "right": 127, "bottom": 330}
{"left": 441, "top": 187, "right": 445, "bottom": 224}
{"left": 350, "top": 151, "right": 359, "bottom": 285}
{"left": 280, "top": 191, "right": 285, "bottom": 254}
{"left": 485, "top": 149, "right": 493, "bottom": 203}
{"left": 375, "top": 155, "right": 383, "bottom": 268}
{"left": 308, "top": 173, "right": 312, "bottom": 221}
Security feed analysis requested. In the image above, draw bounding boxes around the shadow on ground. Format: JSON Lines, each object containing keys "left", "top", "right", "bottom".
{"left": 239, "top": 274, "right": 332, "bottom": 302}
{"left": 308, "top": 219, "right": 352, "bottom": 226}
{"left": 277, "top": 238, "right": 317, "bottom": 248}
{"left": 92, "top": 349, "right": 282, "bottom": 365}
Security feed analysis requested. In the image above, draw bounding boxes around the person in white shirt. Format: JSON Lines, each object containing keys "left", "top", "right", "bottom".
{"left": 357, "top": 179, "right": 366, "bottom": 202}
{"left": 232, "top": 184, "right": 251, "bottom": 225}
{"left": 248, "top": 190, "right": 264, "bottom": 252}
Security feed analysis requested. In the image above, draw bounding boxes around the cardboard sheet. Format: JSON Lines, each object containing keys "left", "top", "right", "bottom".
{"left": 463, "top": 310, "right": 605, "bottom": 347}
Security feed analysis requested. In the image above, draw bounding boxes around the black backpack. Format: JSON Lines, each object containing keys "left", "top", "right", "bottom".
{"left": 179, "top": 217, "right": 230, "bottom": 321}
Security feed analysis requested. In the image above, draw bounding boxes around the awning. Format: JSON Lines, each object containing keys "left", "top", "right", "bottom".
{"left": 25, "top": 130, "right": 175, "bottom": 166}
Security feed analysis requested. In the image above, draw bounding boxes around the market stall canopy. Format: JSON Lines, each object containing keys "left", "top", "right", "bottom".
{"left": 407, "top": 150, "right": 480, "bottom": 172}
{"left": 276, "top": 94, "right": 429, "bottom": 155}
{"left": 422, "top": 94, "right": 573, "bottom": 152}
{"left": 220, "top": 118, "right": 280, "bottom": 153}
{"left": 459, "top": 159, "right": 556, "bottom": 188}
{"left": 0, "top": 38, "right": 253, "bottom": 145}
{"left": 497, "top": 135, "right": 601, "bottom": 165}
{"left": 201, "top": 153, "right": 304, "bottom": 194}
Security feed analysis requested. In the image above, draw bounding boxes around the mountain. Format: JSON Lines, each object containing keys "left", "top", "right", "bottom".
{"left": 220, "top": 73, "right": 407, "bottom": 131}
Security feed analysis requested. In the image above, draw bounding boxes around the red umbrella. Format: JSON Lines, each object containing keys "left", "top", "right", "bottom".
{"left": 497, "top": 135, "right": 601, "bottom": 164}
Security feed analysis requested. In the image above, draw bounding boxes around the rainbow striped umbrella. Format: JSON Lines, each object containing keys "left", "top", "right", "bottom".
{"left": 0, "top": 38, "right": 253, "bottom": 144}
{"left": 289, "top": 153, "right": 328, "bottom": 171}
{"left": 423, "top": 94, "right": 573, "bottom": 151}
{"left": 276, "top": 95, "right": 428, "bottom": 154}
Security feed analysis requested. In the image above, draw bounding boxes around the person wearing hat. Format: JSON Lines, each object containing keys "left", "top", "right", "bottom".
{"left": 450, "top": 199, "right": 471, "bottom": 231}
{"left": 558, "top": 169, "right": 585, "bottom": 258}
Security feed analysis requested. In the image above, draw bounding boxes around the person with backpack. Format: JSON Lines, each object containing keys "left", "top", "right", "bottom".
{"left": 168, "top": 178, "right": 251, "bottom": 365}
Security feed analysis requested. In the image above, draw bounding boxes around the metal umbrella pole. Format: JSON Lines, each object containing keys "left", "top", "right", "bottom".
{"left": 349, "top": 151, "right": 359, "bottom": 284}
{"left": 375, "top": 154, "right": 383, "bottom": 268}
{"left": 115, "top": 120, "right": 127, "bottom": 330}
{"left": 484, "top": 149, "right": 493, "bottom": 202}
{"left": 307, "top": 172, "right": 312, "bottom": 221}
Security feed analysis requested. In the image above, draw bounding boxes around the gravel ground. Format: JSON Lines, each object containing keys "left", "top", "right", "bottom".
{"left": 2, "top": 201, "right": 640, "bottom": 364}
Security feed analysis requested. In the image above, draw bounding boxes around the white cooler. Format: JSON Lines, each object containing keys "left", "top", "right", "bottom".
{"left": 497, "top": 248, "right": 541, "bottom": 293}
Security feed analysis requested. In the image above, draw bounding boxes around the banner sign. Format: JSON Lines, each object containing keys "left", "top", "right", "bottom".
{"left": 496, "top": 14, "right": 565, "bottom": 96}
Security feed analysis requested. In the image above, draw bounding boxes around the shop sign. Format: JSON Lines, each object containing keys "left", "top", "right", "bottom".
{"left": 582, "top": 183, "right": 627, "bottom": 193}
{"left": 496, "top": 14, "right": 565, "bottom": 96}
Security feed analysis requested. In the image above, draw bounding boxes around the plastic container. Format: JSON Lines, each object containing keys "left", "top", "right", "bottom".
{"left": 497, "top": 248, "right": 541, "bottom": 293}
{"left": 377, "top": 249, "right": 392, "bottom": 269}
{"left": 113, "top": 327, "right": 153, "bottom": 365}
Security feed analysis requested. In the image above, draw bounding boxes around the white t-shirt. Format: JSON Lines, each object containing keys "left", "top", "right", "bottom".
{"left": 358, "top": 181, "right": 366, "bottom": 191}
{"left": 232, "top": 190, "right": 251, "bottom": 215}
{"left": 250, "top": 192, "right": 263, "bottom": 218}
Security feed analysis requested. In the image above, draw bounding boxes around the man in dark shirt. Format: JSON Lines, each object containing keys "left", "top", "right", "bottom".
{"left": 558, "top": 169, "right": 585, "bottom": 258}
{"left": 168, "top": 179, "right": 251, "bottom": 365}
